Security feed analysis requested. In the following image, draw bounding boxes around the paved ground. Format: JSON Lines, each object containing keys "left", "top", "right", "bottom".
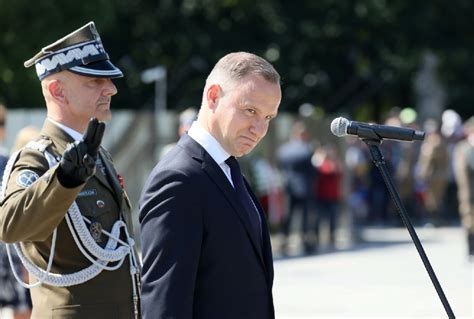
{"left": 272, "top": 226, "right": 473, "bottom": 319}
{"left": 1, "top": 226, "right": 471, "bottom": 319}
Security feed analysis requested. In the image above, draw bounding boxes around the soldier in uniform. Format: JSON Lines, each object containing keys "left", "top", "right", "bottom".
{"left": 417, "top": 119, "right": 449, "bottom": 225}
{"left": 453, "top": 117, "right": 474, "bottom": 258}
{"left": 0, "top": 22, "right": 140, "bottom": 318}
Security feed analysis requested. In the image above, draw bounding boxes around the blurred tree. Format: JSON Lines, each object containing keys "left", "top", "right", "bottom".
{"left": 0, "top": 0, "right": 472, "bottom": 121}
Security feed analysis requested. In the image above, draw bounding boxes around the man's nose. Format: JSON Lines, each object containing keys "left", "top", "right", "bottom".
{"left": 103, "top": 79, "right": 118, "bottom": 96}
{"left": 251, "top": 118, "right": 268, "bottom": 137}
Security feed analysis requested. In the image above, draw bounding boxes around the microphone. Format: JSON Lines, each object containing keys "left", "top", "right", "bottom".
{"left": 331, "top": 117, "right": 425, "bottom": 141}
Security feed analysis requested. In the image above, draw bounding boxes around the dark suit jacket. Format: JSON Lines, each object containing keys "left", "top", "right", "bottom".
{"left": 139, "top": 134, "right": 274, "bottom": 319}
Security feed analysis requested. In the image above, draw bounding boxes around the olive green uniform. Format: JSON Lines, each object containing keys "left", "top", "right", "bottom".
{"left": 0, "top": 119, "right": 137, "bottom": 318}
{"left": 418, "top": 133, "right": 449, "bottom": 219}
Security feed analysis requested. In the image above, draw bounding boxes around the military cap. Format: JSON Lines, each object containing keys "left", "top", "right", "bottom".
{"left": 24, "top": 21, "right": 123, "bottom": 80}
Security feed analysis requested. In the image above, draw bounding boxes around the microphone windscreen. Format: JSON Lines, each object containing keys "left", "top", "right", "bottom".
{"left": 330, "top": 117, "right": 349, "bottom": 137}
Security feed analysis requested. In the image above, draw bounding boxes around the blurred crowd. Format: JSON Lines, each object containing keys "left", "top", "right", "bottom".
{"left": 247, "top": 108, "right": 474, "bottom": 258}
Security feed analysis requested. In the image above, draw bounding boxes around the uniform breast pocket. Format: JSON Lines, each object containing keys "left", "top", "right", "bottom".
{"left": 77, "top": 195, "right": 111, "bottom": 219}
{"left": 76, "top": 187, "right": 120, "bottom": 244}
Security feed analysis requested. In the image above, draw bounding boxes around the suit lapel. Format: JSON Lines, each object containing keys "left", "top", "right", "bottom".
{"left": 178, "top": 135, "right": 265, "bottom": 268}
{"left": 40, "top": 120, "right": 74, "bottom": 155}
{"left": 245, "top": 177, "right": 274, "bottom": 282}
{"left": 98, "top": 150, "right": 124, "bottom": 209}
{"left": 89, "top": 154, "right": 112, "bottom": 193}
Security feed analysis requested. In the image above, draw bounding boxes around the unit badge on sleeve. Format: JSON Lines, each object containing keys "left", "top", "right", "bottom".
{"left": 16, "top": 170, "right": 40, "bottom": 188}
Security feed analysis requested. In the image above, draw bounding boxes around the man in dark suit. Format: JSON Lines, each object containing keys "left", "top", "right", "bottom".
{"left": 139, "top": 52, "right": 282, "bottom": 319}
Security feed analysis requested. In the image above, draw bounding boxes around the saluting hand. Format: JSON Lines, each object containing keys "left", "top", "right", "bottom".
{"left": 58, "top": 118, "right": 106, "bottom": 188}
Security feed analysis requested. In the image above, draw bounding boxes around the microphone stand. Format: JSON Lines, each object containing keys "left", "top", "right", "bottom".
{"left": 362, "top": 137, "right": 455, "bottom": 319}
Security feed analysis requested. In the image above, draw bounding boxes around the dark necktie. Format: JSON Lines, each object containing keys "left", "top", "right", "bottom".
{"left": 225, "top": 156, "right": 262, "bottom": 245}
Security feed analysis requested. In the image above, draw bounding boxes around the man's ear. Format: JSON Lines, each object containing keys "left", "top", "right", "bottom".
{"left": 47, "top": 79, "right": 66, "bottom": 104}
{"left": 206, "top": 84, "right": 221, "bottom": 110}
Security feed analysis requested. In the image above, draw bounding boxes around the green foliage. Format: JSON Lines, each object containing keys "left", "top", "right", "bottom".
{"left": 0, "top": 0, "right": 472, "bottom": 120}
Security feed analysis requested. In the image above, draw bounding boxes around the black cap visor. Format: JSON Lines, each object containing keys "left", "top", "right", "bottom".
{"left": 68, "top": 59, "right": 123, "bottom": 79}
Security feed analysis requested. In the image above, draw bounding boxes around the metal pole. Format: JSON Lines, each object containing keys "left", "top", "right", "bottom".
{"left": 363, "top": 138, "right": 455, "bottom": 319}
{"left": 141, "top": 66, "right": 167, "bottom": 161}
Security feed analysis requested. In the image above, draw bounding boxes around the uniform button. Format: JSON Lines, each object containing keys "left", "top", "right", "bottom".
{"left": 96, "top": 200, "right": 105, "bottom": 208}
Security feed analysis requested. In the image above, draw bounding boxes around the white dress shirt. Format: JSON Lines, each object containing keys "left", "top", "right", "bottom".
{"left": 187, "top": 122, "right": 234, "bottom": 186}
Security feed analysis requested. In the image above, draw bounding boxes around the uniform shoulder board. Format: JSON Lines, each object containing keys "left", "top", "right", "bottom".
{"left": 25, "top": 138, "right": 52, "bottom": 153}
{"left": 24, "top": 137, "right": 52, "bottom": 154}
{"left": 19, "top": 137, "right": 58, "bottom": 170}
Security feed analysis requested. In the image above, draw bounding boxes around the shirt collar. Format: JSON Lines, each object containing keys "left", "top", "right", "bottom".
{"left": 187, "top": 121, "right": 230, "bottom": 165}
{"left": 47, "top": 118, "right": 83, "bottom": 141}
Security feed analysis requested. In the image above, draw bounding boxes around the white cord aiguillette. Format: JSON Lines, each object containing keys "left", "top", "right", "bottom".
{"left": 1, "top": 141, "right": 139, "bottom": 293}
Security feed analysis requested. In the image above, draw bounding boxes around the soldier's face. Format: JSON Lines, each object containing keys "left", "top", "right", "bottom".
{"left": 63, "top": 72, "right": 117, "bottom": 127}
{"left": 208, "top": 74, "right": 281, "bottom": 157}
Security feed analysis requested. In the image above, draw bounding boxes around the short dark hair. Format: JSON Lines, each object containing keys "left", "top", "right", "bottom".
{"left": 206, "top": 52, "right": 280, "bottom": 86}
